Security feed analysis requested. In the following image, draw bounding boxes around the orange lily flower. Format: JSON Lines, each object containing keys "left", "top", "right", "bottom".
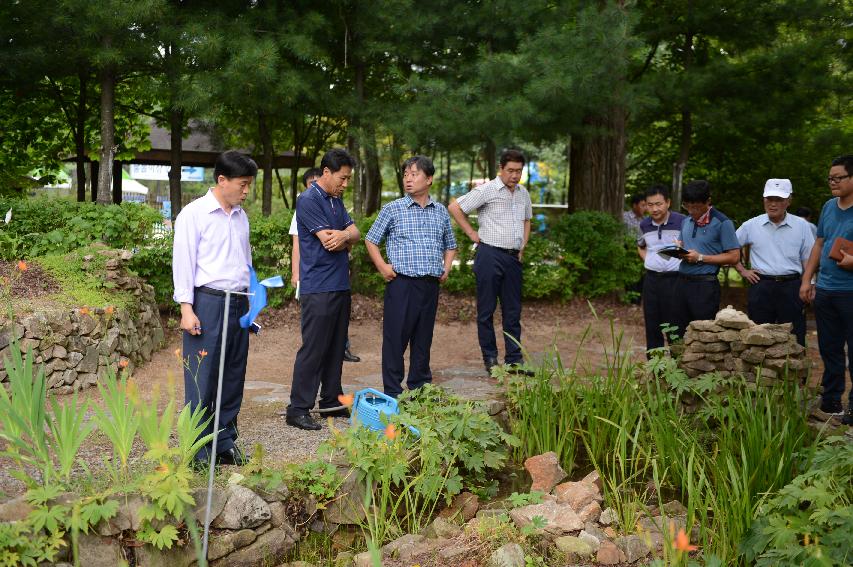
{"left": 674, "top": 528, "right": 698, "bottom": 552}
{"left": 16, "top": 260, "right": 27, "bottom": 272}
{"left": 384, "top": 423, "right": 398, "bottom": 440}
{"left": 105, "top": 306, "right": 115, "bottom": 315}
{"left": 198, "top": 349, "right": 208, "bottom": 358}
{"left": 119, "top": 359, "right": 129, "bottom": 369}
{"left": 79, "top": 307, "right": 90, "bottom": 316}
{"left": 338, "top": 393, "right": 354, "bottom": 407}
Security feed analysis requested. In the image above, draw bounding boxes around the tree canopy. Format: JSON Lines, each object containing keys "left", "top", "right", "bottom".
{"left": 0, "top": 0, "right": 849, "bottom": 220}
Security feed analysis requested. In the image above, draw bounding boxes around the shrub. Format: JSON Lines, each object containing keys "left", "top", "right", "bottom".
{"left": 548, "top": 211, "right": 642, "bottom": 298}
{"left": 744, "top": 436, "right": 853, "bottom": 566}
{"left": 0, "top": 197, "right": 162, "bottom": 260}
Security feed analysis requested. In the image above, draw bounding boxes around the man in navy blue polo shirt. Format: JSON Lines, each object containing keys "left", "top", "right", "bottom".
{"left": 674, "top": 180, "right": 740, "bottom": 337}
{"left": 365, "top": 156, "right": 457, "bottom": 398}
{"left": 637, "top": 185, "right": 686, "bottom": 354}
{"left": 734, "top": 179, "right": 814, "bottom": 346}
{"left": 285, "top": 148, "right": 361, "bottom": 431}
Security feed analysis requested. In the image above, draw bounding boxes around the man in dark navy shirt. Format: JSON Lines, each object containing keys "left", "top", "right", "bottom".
{"left": 674, "top": 180, "right": 740, "bottom": 338}
{"left": 285, "top": 148, "right": 361, "bottom": 431}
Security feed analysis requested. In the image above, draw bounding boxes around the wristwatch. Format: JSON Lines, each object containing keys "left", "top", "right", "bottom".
{"left": 697, "top": 254, "right": 704, "bottom": 264}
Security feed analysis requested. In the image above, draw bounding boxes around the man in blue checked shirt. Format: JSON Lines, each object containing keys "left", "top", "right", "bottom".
{"left": 365, "top": 155, "right": 457, "bottom": 398}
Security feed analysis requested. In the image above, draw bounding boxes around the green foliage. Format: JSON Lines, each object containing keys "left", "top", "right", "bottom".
{"left": 349, "top": 213, "right": 386, "bottom": 297}
{"left": 0, "top": 521, "right": 65, "bottom": 567}
{"left": 35, "top": 249, "right": 134, "bottom": 309}
{"left": 92, "top": 369, "right": 140, "bottom": 481}
{"left": 507, "top": 491, "right": 544, "bottom": 509}
{"left": 549, "top": 211, "right": 642, "bottom": 298}
{"left": 0, "top": 198, "right": 162, "bottom": 261}
{"left": 0, "top": 346, "right": 52, "bottom": 482}
{"left": 744, "top": 437, "right": 853, "bottom": 567}
{"left": 47, "top": 391, "right": 95, "bottom": 483}
{"left": 284, "top": 459, "right": 341, "bottom": 502}
{"left": 128, "top": 234, "right": 174, "bottom": 307}
{"left": 250, "top": 211, "right": 296, "bottom": 306}
{"left": 505, "top": 327, "right": 819, "bottom": 564}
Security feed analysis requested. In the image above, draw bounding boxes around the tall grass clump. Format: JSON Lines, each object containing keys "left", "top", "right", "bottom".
{"left": 503, "top": 324, "right": 821, "bottom": 564}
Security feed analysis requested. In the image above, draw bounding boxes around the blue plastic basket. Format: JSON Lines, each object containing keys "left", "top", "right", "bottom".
{"left": 351, "top": 388, "right": 398, "bottom": 432}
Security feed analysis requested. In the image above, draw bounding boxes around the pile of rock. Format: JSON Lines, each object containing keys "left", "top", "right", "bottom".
{"left": 333, "top": 451, "right": 692, "bottom": 567}
{"left": 679, "top": 306, "right": 808, "bottom": 383}
{"left": 0, "top": 248, "right": 164, "bottom": 392}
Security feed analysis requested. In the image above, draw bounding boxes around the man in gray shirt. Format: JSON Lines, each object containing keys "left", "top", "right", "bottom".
{"left": 449, "top": 149, "right": 532, "bottom": 374}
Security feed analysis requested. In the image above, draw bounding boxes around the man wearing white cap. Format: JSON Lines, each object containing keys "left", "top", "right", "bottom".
{"left": 734, "top": 179, "right": 814, "bottom": 346}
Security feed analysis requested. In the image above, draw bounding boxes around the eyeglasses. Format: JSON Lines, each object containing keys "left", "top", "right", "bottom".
{"left": 827, "top": 175, "right": 851, "bottom": 185}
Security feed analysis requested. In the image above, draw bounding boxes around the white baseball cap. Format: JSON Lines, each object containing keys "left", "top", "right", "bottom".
{"left": 763, "top": 178, "right": 792, "bottom": 198}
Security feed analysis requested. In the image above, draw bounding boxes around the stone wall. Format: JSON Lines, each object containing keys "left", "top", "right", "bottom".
{"left": 0, "top": 249, "right": 164, "bottom": 392}
{"left": 679, "top": 306, "right": 808, "bottom": 383}
{"left": 0, "top": 483, "right": 303, "bottom": 567}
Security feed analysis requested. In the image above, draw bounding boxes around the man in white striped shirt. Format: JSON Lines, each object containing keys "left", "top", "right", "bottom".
{"left": 449, "top": 149, "right": 532, "bottom": 374}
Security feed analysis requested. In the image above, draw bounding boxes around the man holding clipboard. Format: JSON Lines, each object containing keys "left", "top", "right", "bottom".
{"left": 800, "top": 155, "right": 853, "bottom": 424}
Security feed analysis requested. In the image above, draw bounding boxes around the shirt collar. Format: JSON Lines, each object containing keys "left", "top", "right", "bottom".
{"left": 652, "top": 212, "right": 671, "bottom": 227}
{"left": 203, "top": 188, "right": 243, "bottom": 215}
{"left": 403, "top": 194, "right": 434, "bottom": 208}
{"left": 312, "top": 181, "right": 335, "bottom": 200}
{"left": 761, "top": 213, "right": 790, "bottom": 227}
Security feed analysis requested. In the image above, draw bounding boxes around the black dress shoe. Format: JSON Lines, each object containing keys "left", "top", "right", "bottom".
{"left": 507, "top": 364, "right": 536, "bottom": 377}
{"left": 343, "top": 348, "right": 361, "bottom": 363}
{"left": 319, "top": 407, "right": 351, "bottom": 418}
{"left": 286, "top": 414, "right": 321, "bottom": 431}
{"left": 484, "top": 357, "right": 499, "bottom": 374}
{"left": 217, "top": 446, "right": 249, "bottom": 466}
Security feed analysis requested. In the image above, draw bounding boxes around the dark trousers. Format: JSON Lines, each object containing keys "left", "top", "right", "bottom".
{"left": 642, "top": 272, "right": 680, "bottom": 352}
{"left": 381, "top": 275, "right": 440, "bottom": 397}
{"left": 813, "top": 288, "right": 853, "bottom": 405}
{"left": 673, "top": 276, "right": 720, "bottom": 339}
{"left": 287, "top": 290, "right": 350, "bottom": 417}
{"left": 473, "top": 243, "right": 523, "bottom": 364}
{"left": 747, "top": 278, "right": 806, "bottom": 346}
{"left": 183, "top": 289, "right": 249, "bottom": 462}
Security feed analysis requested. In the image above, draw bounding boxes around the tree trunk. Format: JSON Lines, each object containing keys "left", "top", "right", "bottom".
{"left": 96, "top": 62, "right": 116, "bottom": 205}
{"left": 75, "top": 72, "right": 87, "bottom": 202}
{"left": 351, "top": 61, "right": 367, "bottom": 216}
{"left": 258, "top": 111, "right": 274, "bottom": 217}
{"left": 363, "top": 127, "right": 382, "bottom": 216}
{"left": 168, "top": 106, "right": 184, "bottom": 220}
{"left": 347, "top": 133, "right": 362, "bottom": 216}
{"left": 484, "top": 139, "right": 496, "bottom": 179}
{"left": 568, "top": 107, "right": 627, "bottom": 217}
{"left": 444, "top": 149, "right": 451, "bottom": 205}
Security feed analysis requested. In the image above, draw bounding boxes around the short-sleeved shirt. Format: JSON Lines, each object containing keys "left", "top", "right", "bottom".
{"left": 365, "top": 195, "right": 457, "bottom": 278}
{"left": 296, "top": 182, "right": 354, "bottom": 294}
{"left": 736, "top": 213, "right": 814, "bottom": 276}
{"left": 623, "top": 211, "right": 644, "bottom": 238}
{"left": 638, "top": 212, "right": 686, "bottom": 273}
{"left": 679, "top": 208, "right": 740, "bottom": 276}
{"left": 455, "top": 177, "right": 532, "bottom": 250}
{"left": 288, "top": 194, "right": 301, "bottom": 236}
{"left": 816, "top": 198, "right": 853, "bottom": 291}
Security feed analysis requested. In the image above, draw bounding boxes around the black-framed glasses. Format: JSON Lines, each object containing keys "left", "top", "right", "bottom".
{"left": 828, "top": 175, "right": 851, "bottom": 185}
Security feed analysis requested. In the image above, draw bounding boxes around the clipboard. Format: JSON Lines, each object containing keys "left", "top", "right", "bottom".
{"left": 657, "top": 245, "right": 689, "bottom": 259}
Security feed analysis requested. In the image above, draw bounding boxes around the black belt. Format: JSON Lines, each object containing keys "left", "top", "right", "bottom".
{"left": 483, "top": 243, "right": 520, "bottom": 258}
{"left": 647, "top": 270, "right": 679, "bottom": 278}
{"left": 397, "top": 274, "right": 440, "bottom": 282}
{"left": 758, "top": 273, "right": 800, "bottom": 282}
{"left": 196, "top": 286, "right": 248, "bottom": 296}
{"left": 679, "top": 274, "right": 718, "bottom": 282}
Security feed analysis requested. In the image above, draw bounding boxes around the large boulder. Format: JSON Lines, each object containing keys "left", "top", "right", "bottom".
{"left": 212, "top": 485, "right": 271, "bottom": 529}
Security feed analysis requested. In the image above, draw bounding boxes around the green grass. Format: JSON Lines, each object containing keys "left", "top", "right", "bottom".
{"left": 35, "top": 248, "right": 135, "bottom": 309}
{"left": 504, "top": 330, "right": 821, "bottom": 565}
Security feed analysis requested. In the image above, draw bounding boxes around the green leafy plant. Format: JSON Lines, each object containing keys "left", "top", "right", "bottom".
{"left": 743, "top": 436, "right": 853, "bottom": 566}
{"left": 92, "top": 369, "right": 140, "bottom": 481}
{"left": 507, "top": 491, "right": 544, "bottom": 508}
{"left": 47, "top": 391, "right": 96, "bottom": 483}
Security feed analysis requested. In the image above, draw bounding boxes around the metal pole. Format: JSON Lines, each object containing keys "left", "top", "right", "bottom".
{"left": 201, "top": 290, "right": 231, "bottom": 563}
